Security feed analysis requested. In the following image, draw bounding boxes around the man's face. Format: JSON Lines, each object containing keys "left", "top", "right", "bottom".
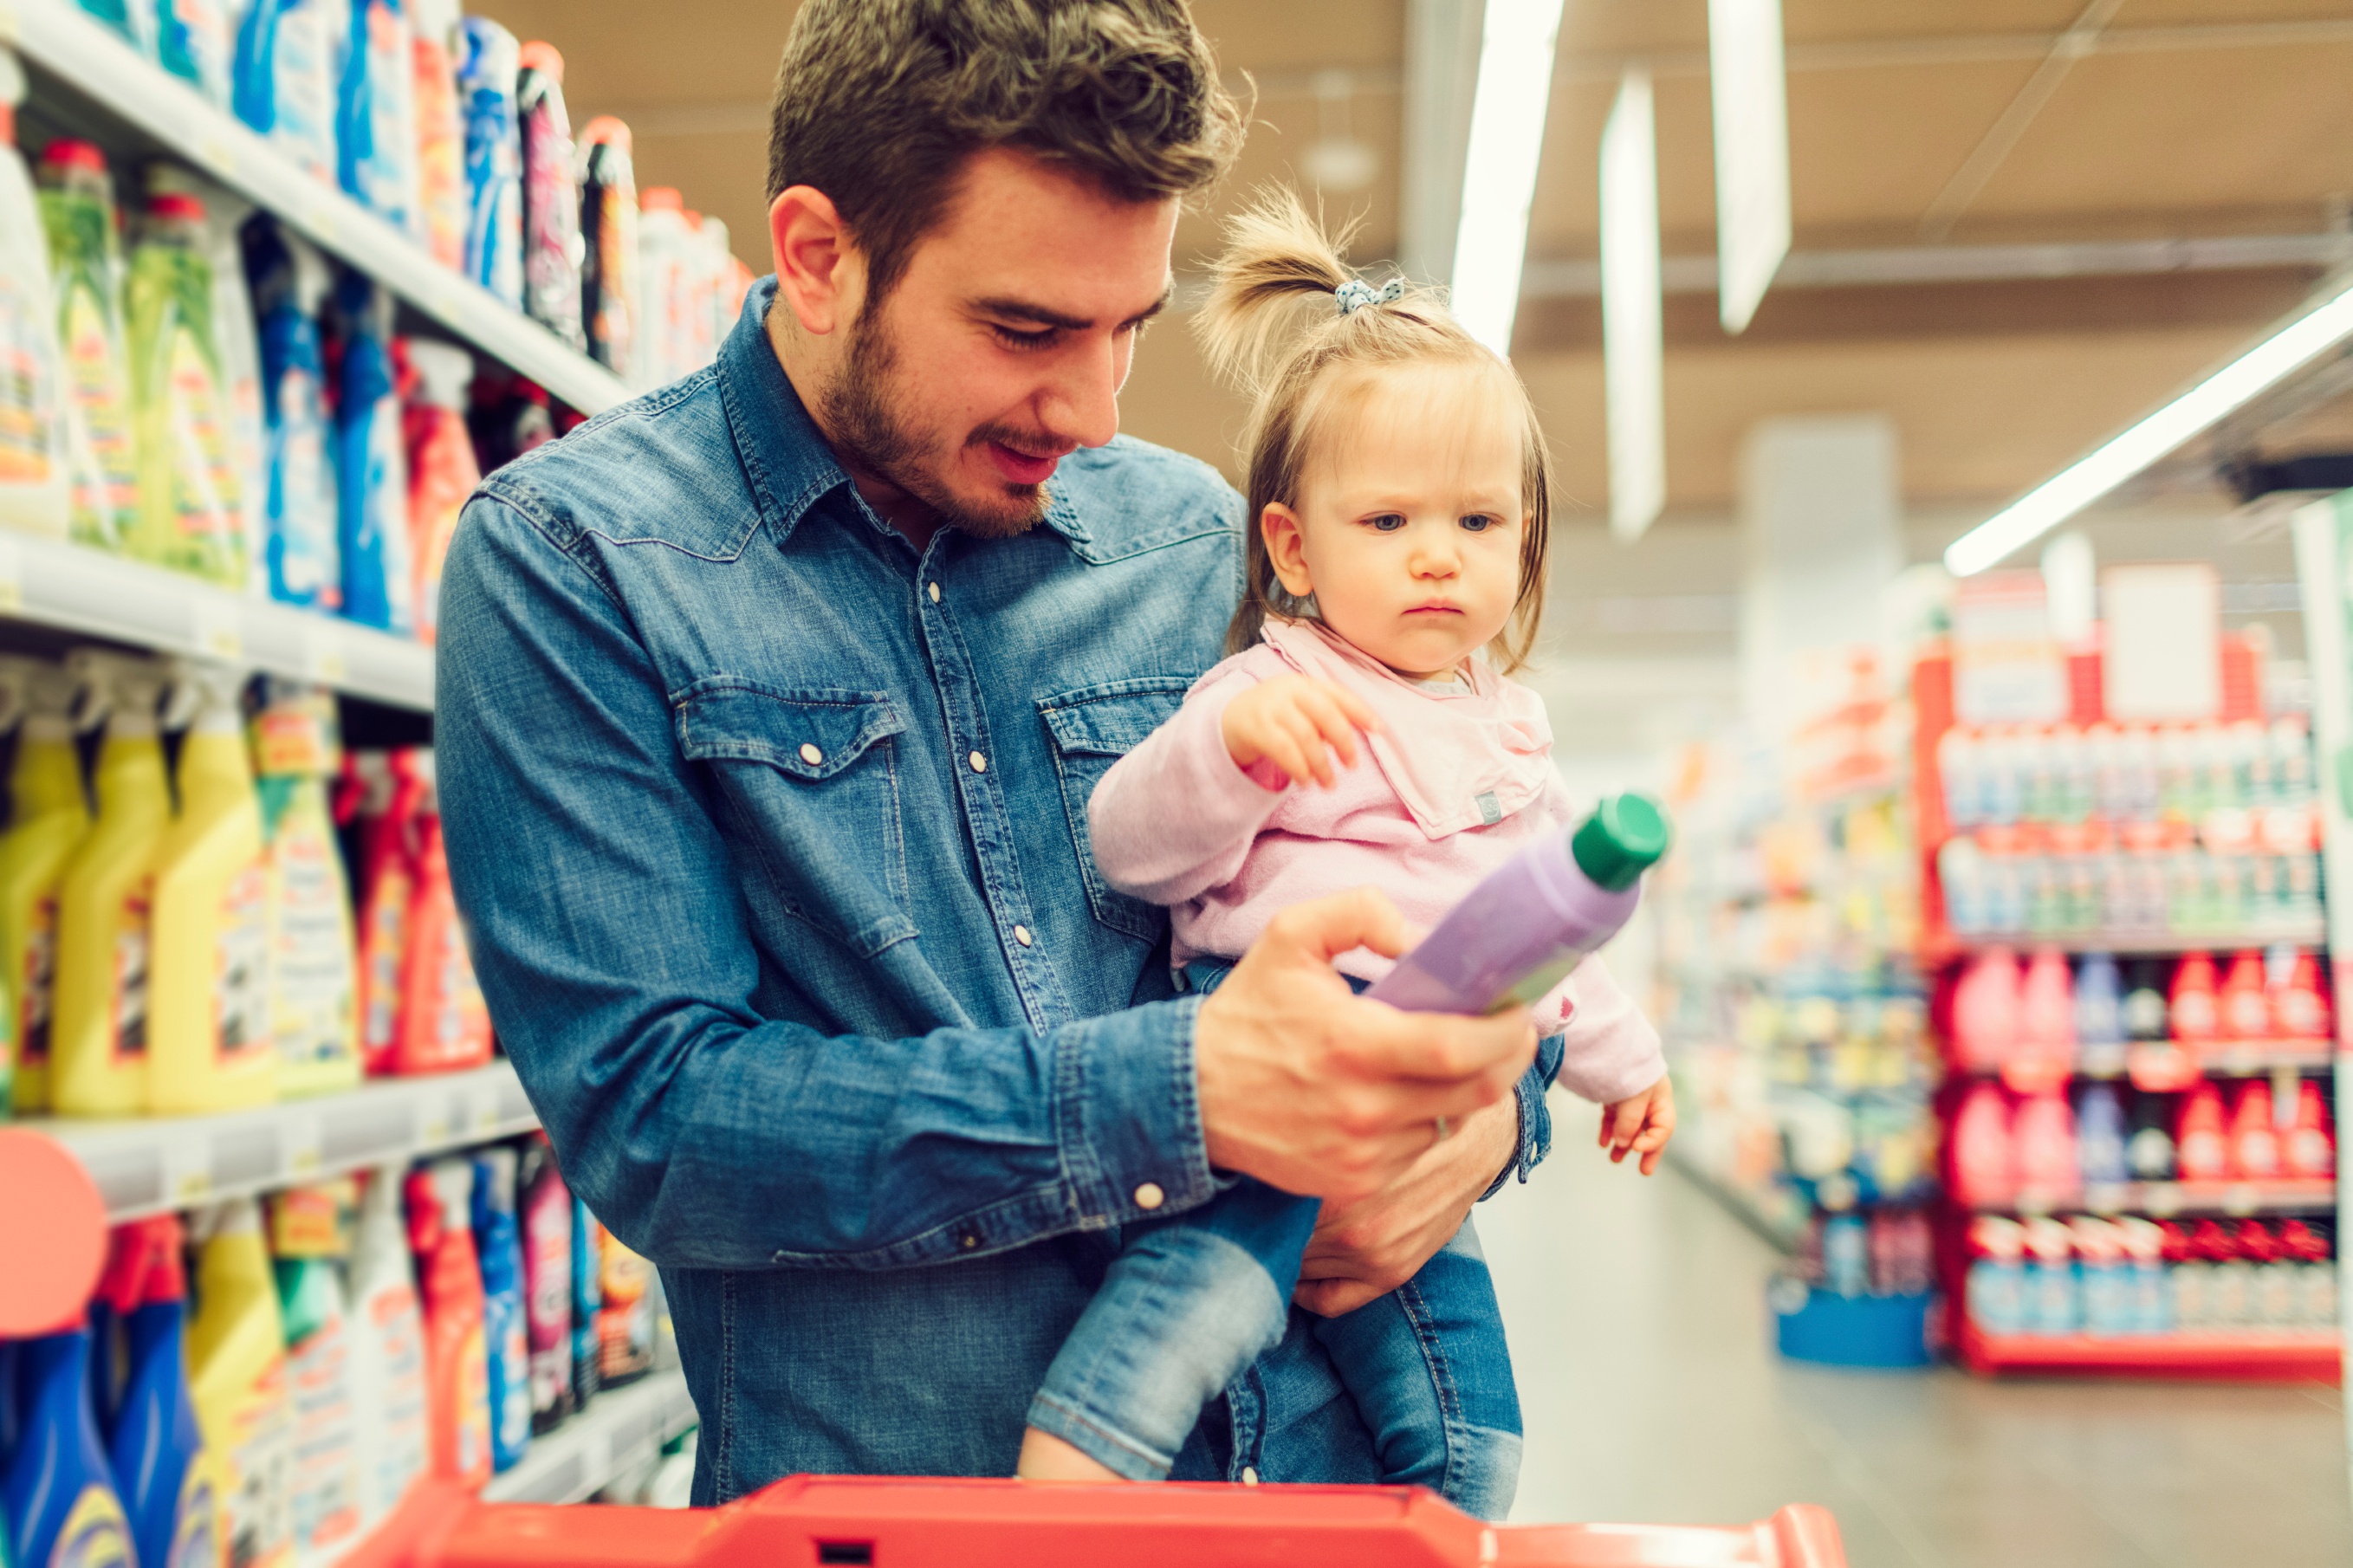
{"left": 820, "top": 149, "right": 1178, "bottom": 538}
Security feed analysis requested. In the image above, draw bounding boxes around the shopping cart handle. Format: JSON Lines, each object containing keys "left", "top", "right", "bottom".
{"left": 347, "top": 1474, "right": 1846, "bottom": 1568}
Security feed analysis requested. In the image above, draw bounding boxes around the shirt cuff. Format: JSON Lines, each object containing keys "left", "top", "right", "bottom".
{"left": 1483, "top": 1032, "right": 1565, "bottom": 1200}
{"left": 1057, "top": 995, "right": 1218, "bottom": 1225}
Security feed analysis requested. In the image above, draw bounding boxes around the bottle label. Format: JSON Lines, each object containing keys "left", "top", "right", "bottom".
{"left": 267, "top": 364, "right": 337, "bottom": 606}
{"left": 269, "top": 826, "right": 354, "bottom": 1069}
{"left": 111, "top": 877, "right": 153, "bottom": 1064}
{"left": 287, "top": 1315, "right": 361, "bottom": 1558}
{"left": 431, "top": 918, "right": 490, "bottom": 1054}
{"left": 166, "top": 1453, "right": 223, "bottom": 1568}
{"left": 48, "top": 1481, "right": 134, "bottom": 1568}
{"left": 216, "top": 860, "right": 273, "bottom": 1062}
{"left": 18, "top": 889, "right": 55, "bottom": 1069}
{"left": 57, "top": 281, "right": 138, "bottom": 546}
{"left": 0, "top": 271, "right": 60, "bottom": 484}
{"left": 453, "top": 1321, "right": 490, "bottom": 1479}
{"left": 360, "top": 865, "right": 414, "bottom": 1056}
{"left": 359, "top": 1281, "right": 429, "bottom": 1517}
{"left": 162, "top": 326, "right": 243, "bottom": 555}
{"left": 412, "top": 37, "right": 467, "bottom": 268}
{"left": 268, "top": 5, "right": 338, "bottom": 184}
{"left": 217, "top": 1358, "right": 295, "bottom": 1568}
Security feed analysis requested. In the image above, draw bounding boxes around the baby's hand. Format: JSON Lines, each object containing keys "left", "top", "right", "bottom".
{"left": 1598, "top": 1073, "right": 1676, "bottom": 1176}
{"left": 1221, "top": 675, "right": 1380, "bottom": 789}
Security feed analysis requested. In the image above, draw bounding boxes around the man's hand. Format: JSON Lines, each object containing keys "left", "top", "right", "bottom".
{"left": 1599, "top": 1073, "right": 1676, "bottom": 1176}
{"left": 1195, "top": 888, "right": 1538, "bottom": 1206}
{"left": 1220, "top": 675, "right": 1379, "bottom": 788}
{"left": 1293, "top": 1092, "right": 1517, "bottom": 1317}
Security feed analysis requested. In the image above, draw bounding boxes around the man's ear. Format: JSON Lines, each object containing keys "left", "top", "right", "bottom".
{"left": 770, "top": 185, "right": 863, "bottom": 337}
{"left": 1262, "top": 502, "right": 1313, "bottom": 598}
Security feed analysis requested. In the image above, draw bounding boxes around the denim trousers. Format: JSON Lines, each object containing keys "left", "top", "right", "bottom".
{"left": 1024, "top": 963, "right": 1524, "bottom": 1519}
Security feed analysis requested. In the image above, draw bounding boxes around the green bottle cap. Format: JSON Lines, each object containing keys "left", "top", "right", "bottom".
{"left": 1571, "top": 792, "right": 1672, "bottom": 891}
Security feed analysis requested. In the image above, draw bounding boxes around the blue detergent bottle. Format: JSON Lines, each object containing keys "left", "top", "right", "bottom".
{"left": 102, "top": 1214, "right": 220, "bottom": 1568}
{"left": 569, "top": 1194, "right": 600, "bottom": 1412}
{"left": 331, "top": 269, "right": 414, "bottom": 634}
{"left": 473, "top": 1148, "right": 533, "bottom": 1472}
{"left": 3, "top": 1324, "right": 135, "bottom": 1568}
{"left": 243, "top": 217, "right": 341, "bottom": 611}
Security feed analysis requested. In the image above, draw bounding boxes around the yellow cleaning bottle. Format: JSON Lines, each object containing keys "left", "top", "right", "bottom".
{"left": 0, "top": 655, "right": 88, "bottom": 1114}
{"left": 188, "top": 1196, "right": 297, "bottom": 1568}
{"left": 50, "top": 650, "right": 171, "bottom": 1118}
{"left": 149, "top": 658, "right": 274, "bottom": 1114}
{"left": 254, "top": 680, "right": 357, "bottom": 1098}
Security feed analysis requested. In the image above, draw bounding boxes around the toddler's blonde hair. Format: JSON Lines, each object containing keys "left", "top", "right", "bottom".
{"left": 1195, "top": 188, "right": 1553, "bottom": 671}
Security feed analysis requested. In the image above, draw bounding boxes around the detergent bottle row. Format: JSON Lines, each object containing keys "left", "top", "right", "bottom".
{"left": 35, "top": 138, "right": 138, "bottom": 552}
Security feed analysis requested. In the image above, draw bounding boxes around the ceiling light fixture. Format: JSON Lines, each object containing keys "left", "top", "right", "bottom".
{"left": 1448, "top": 0, "right": 1568, "bottom": 356}
{"left": 1601, "top": 66, "right": 1666, "bottom": 541}
{"left": 1707, "top": 0, "right": 1791, "bottom": 333}
{"left": 1944, "top": 279, "right": 2353, "bottom": 576}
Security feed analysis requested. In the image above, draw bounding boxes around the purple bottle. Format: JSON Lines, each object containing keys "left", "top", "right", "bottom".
{"left": 1368, "top": 793, "right": 1671, "bottom": 1014}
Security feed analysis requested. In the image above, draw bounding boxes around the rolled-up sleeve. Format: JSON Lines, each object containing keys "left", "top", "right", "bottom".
{"left": 436, "top": 496, "right": 1215, "bottom": 1271}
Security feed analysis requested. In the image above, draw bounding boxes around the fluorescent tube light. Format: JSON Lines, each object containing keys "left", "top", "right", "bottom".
{"left": 1601, "top": 67, "right": 1665, "bottom": 541}
{"left": 1449, "top": 0, "right": 1568, "bottom": 356}
{"left": 1944, "top": 278, "right": 2353, "bottom": 576}
{"left": 1708, "top": 0, "right": 1791, "bottom": 333}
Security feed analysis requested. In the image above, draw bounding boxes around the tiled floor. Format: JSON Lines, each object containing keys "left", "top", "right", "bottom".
{"left": 1480, "top": 1101, "right": 2353, "bottom": 1567}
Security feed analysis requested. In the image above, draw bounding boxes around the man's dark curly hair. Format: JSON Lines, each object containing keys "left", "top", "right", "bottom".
{"left": 766, "top": 0, "right": 1244, "bottom": 302}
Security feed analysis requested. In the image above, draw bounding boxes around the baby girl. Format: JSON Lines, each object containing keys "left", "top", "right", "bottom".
{"left": 1014, "top": 193, "right": 1676, "bottom": 1519}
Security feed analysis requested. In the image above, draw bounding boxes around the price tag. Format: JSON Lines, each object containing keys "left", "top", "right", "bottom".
{"left": 162, "top": 1135, "right": 212, "bottom": 1206}
{"left": 468, "top": 1082, "right": 502, "bottom": 1137}
{"left": 191, "top": 600, "right": 243, "bottom": 660}
{"left": 417, "top": 1091, "right": 454, "bottom": 1148}
{"left": 282, "top": 1113, "right": 323, "bottom": 1177}
{"left": 0, "top": 538, "right": 24, "bottom": 613}
{"left": 303, "top": 624, "right": 347, "bottom": 684}
{"left": 195, "top": 133, "right": 238, "bottom": 178}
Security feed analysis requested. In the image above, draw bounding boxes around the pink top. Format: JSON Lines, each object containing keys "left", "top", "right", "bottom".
{"left": 1088, "top": 619, "right": 1666, "bottom": 1106}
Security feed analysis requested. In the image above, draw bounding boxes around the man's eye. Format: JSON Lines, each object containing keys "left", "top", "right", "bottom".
{"left": 989, "top": 324, "right": 1055, "bottom": 350}
{"left": 1460, "top": 514, "right": 1496, "bottom": 533}
{"left": 1367, "top": 514, "right": 1406, "bottom": 532}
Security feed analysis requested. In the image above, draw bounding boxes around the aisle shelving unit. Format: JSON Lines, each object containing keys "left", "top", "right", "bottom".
{"left": 482, "top": 1372, "right": 697, "bottom": 1506}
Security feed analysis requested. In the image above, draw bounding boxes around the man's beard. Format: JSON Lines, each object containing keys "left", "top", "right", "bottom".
{"left": 817, "top": 305, "right": 1053, "bottom": 541}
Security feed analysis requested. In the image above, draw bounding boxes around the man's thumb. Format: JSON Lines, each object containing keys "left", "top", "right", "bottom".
{"left": 1264, "top": 887, "right": 1409, "bottom": 965}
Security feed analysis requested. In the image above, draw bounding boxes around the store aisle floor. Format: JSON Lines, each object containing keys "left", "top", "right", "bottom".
{"left": 1481, "top": 1105, "right": 2353, "bottom": 1568}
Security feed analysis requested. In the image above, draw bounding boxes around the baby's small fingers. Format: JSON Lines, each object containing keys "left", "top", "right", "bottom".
{"left": 1637, "top": 1146, "right": 1662, "bottom": 1176}
{"left": 1297, "top": 687, "right": 1364, "bottom": 768}
{"left": 1319, "top": 678, "right": 1383, "bottom": 734}
{"left": 1280, "top": 710, "right": 1337, "bottom": 787}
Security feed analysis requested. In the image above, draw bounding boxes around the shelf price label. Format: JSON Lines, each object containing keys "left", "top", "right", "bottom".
{"left": 303, "top": 624, "right": 348, "bottom": 684}
{"left": 161, "top": 1135, "right": 211, "bottom": 1206}
{"left": 282, "top": 1113, "right": 323, "bottom": 1178}
{"left": 191, "top": 600, "right": 243, "bottom": 660}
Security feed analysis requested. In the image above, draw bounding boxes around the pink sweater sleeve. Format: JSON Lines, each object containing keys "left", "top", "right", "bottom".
{"left": 1086, "top": 663, "right": 1286, "bottom": 906}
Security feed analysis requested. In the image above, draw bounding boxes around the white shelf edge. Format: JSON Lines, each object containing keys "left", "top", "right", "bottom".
{"left": 28, "top": 1059, "right": 538, "bottom": 1219}
{"left": 0, "top": 532, "right": 435, "bottom": 709}
{"left": 7, "top": 0, "right": 629, "bottom": 418}
{"left": 479, "top": 1370, "right": 697, "bottom": 1506}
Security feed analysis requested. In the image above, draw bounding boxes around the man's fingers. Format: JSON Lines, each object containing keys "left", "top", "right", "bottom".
{"left": 1346, "top": 1002, "right": 1536, "bottom": 1087}
{"left": 1263, "top": 887, "right": 1410, "bottom": 967}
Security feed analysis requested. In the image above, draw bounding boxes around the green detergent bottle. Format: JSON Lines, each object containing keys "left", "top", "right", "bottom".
{"left": 35, "top": 139, "right": 137, "bottom": 551}
{"left": 123, "top": 191, "right": 246, "bottom": 586}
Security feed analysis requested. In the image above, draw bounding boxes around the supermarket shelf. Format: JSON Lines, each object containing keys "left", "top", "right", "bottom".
{"left": 481, "top": 1371, "right": 697, "bottom": 1506}
{"left": 1928, "top": 924, "right": 2327, "bottom": 960}
{"left": 1956, "top": 1319, "right": 2341, "bottom": 1381}
{"left": 5, "top": 0, "right": 629, "bottom": 418}
{"left": 0, "top": 532, "right": 433, "bottom": 709}
{"left": 1958, "top": 1039, "right": 2337, "bottom": 1092}
{"left": 1974, "top": 1176, "right": 2337, "bottom": 1220}
{"left": 26, "top": 1060, "right": 538, "bottom": 1220}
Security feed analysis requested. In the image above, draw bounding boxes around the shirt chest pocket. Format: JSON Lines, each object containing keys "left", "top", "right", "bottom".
{"left": 1038, "top": 677, "right": 1194, "bottom": 943}
{"left": 676, "top": 681, "right": 916, "bottom": 958}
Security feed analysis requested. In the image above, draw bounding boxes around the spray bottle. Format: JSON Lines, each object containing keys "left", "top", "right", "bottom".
{"left": 0, "top": 657, "right": 79, "bottom": 1113}
{"left": 347, "top": 1167, "right": 427, "bottom": 1530}
{"left": 147, "top": 659, "right": 273, "bottom": 1115}
{"left": 124, "top": 191, "right": 246, "bottom": 586}
{"left": 346, "top": 750, "right": 425, "bottom": 1076}
{"left": 49, "top": 651, "right": 171, "bottom": 1118}
{"left": 332, "top": 270, "right": 414, "bottom": 635}
{"left": 35, "top": 139, "right": 138, "bottom": 551}
{"left": 254, "top": 680, "right": 358, "bottom": 1098}
{"left": 242, "top": 217, "right": 340, "bottom": 612}
{"left": 401, "top": 341, "right": 476, "bottom": 644}
{"left": 0, "top": 50, "right": 72, "bottom": 539}
{"left": 185, "top": 1199, "right": 295, "bottom": 1568}
{"left": 394, "top": 754, "right": 490, "bottom": 1074}
{"left": 98, "top": 1214, "right": 221, "bottom": 1568}
{"left": 406, "top": 1159, "right": 490, "bottom": 1487}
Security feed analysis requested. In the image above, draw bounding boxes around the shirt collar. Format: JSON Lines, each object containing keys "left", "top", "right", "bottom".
{"left": 719, "top": 275, "right": 1093, "bottom": 553}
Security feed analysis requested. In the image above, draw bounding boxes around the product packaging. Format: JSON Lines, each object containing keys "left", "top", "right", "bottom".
{"left": 392, "top": 753, "right": 490, "bottom": 1074}
{"left": 232, "top": 0, "right": 340, "bottom": 185}
{"left": 269, "top": 1180, "right": 363, "bottom": 1567}
{"left": 36, "top": 139, "right": 138, "bottom": 552}
{"left": 0, "top": 658, "right": 88, "bottom": 1114}
{"left": 341, "top": 748, "right": 424, "bottom": 1074}
{"left": 577, "top": 116, "right": 637, "bottom": 379}
{"left": 409, "top": 0, "right": 466, "bottom": 269}
{"left": 569, "top": 1192, "right": 601, "bottom": 1412}
{"left": 473, "top": 1146, "right": 533, "bottom": 1471}
{"left": 405, "top": 1159, "right": 492, "bottom": 1487}
{"left": 330, "top": 270, "right": 414, "bottom": 633}
{"left": 401, "top": 340, "right": 477, "bottom": 642}
{"left": 0, "top": 53, "right": 71, "bottom": 539}
{"left": 338, "top": 0, "right": 421, "bottom": 236}
{"left": 186, "top": 1198, "right": 297, "bottom": 1568}
{"left": 124, "top": 192, "right": 246, "bottom": 586}
{"left": 514, "top": 42, "right": 583, "bottom": 349}
{"left": 253, "top": 680, "right": 360, "bottom": 1097}
{"left": 156, "top": 0, "right": 237, "bottom": 109}
{"left": 593, "top": 1218, "right": 654, "bottom": 1389}
{"left": 517, "top": 1137, "right": 575, "bottom": 1432}
{"left": 243, "top": 217, "right": 341, "bottom": 610}
{"left": 347, "top": 1166, "right": 429, "bottom": 1529}
{"left": 2, "top": 1324, "right": 136, "bottom": 1568}
{"left": 455, "top": 17, "right": 522, "bottom": 308}
{"left": 99, "top": 1214, "right": 223, "bottom": 1568}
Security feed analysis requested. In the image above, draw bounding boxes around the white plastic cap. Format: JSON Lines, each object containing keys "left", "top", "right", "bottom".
{"left": 0, "top": 49, "right": 23, "bottom": 110}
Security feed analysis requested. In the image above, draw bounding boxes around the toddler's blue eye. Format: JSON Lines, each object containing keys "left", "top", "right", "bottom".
{"left": 1368, "top": 514, "right": 1407, "bottom": 532}
{"left": 1460, "top": 515, "right": 1496, "bottom": 533}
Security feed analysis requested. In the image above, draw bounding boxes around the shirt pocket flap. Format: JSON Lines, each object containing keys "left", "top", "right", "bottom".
{"left": 1036, "top": 676, "right": 1194, "bottom": 758}
{"left": 675, "top": 682, "right": 906, "bottom": 781}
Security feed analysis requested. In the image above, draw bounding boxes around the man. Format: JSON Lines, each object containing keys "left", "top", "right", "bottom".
{"left": 438, "top": 0, "right": 1546, "bottom": 1502}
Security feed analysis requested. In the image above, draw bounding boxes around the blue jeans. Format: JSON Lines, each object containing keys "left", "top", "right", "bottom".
{"left": 1025, "top": 964, "right": 1523, "bottom": 1519}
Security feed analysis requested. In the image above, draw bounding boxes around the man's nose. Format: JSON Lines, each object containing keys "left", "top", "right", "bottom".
{"left": 1039, "top": 334, "right": 1123, "bottom": 450}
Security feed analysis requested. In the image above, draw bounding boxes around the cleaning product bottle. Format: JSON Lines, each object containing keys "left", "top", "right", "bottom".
{"left": 2273, "top": 950, "right": 2330, "bottom": 1040}
{"left": 185, "top": 1199, "right": 295, "bottom": 1568}
{"left": 147, "top": 659, "right": 274, "bottom": 1116}
{"left": 269, "top": 1181, "right": 361, "bottom": 1567}
{"left": 2076, "top": 1081, "right": 2129, "bottom": 1189}
{"left": 631, "top": 187, "right": 691, "bottom": 392}
{"left": 568, "top": 1191, "right": 601, "bottom": 1413}
{"left": 577, "top": 117, "right": 638, "bottom": 379}
{"left": 231, "top": 0, "right": 340, "bottom": 185}
{"left": 2285, "top": 1077, "right": 2335, "bottom": 1178}
{"left": 2126, "top": 1090, "right": 2176, "bottom": 1180}
{"left": 154, "top": 0, "right": 236, "bottom": 110}
{"left": 517, "top": 1137, "right": 574, "bottom": 1433}
{"left": 0, "top": 657, "right": 83, "bottom": 1115}
{"left": 2013, "top": 947, "right": 2075, "bottom": 1090}
{"left": 2175, "top": 1079, "right": 2229, "bottom": 1182}
{"left": 408, "top": 0, "right": 466, "bottom": 271}
{"left": 405, "top": 1160, "right": 490, "bottom": 1487}
{"left": 3, "top": 1324, "right": 135, "bottom": 1568}
{"left": 1965, "top": 1215, "right": 2026, "bottom": 1336}
{"left": 124, "top": 192, "right": 246, "bottom": 586}
{"left": 2021, "top": 1215, "right": 2078, "bottom": 1336}
{"left": 348, "top": 750, "right": 423, "bottom": 1075}
{"left": 100, "top": 1215, "right": 221, "bottom": 1568}
{"left": 2012, "top": 1092, "right": 2078, "bottom": 1206}
{"left": 0, "top": 52, "right": 71, "bottom": 540}
{"left": 253, "top": 682, "right": 357, "bottom": 1098}
{"left": 400, "top": 341, "right": 476, "bottom": 644}
{"left": 392, "top": 754, "right": 490, "bottom": 1075}
{"left": 346, "top": 1168, "right": 427, "bottom": 1530}
{"left": 513, "top": 42, "right": 584, "bottom": 349}
{"left": 1951, "top": 949, "right": 2021, "bottom": 1073}
{"left": 2219, "top": 950, "right": 2269, "bottom": 1040}
{"left": 472, "top": 1146, "right": 531, "bottom": 1473}
{"left": 35, "top": 139, "right": 138, "bottom": 552}
{"left": 2115, "top": 1215, "right": 2170, "bottom": 1334}
{"left": 242, "top": 217, "right": 340, "bottom": 612}
{"left": 455, "top": 17, "right": 522, "bottom": 309}
{"left": 592, "top": 1219, "right": 654, "bottom": 1390}
{"left": 332, "top": 271, "right": 414, "bottom": 634}
{"left": 49, "top": 651, "right": 172, "bottom": 1118}
{"left": 2226, "top": 1078, "right": 2281, "bottom": 1179}
{"left": 2169, "top": 952, "right": 2220, "bottom": 1043}
{"left": 338, "top": 0, "right": 420, "bottom": 236}
{"left": 2072, "top": 951, "right": 2125, "bottom": 1076}
{"left": 1949, "top": 1081, "right": 2014, "bottom": 1210}
{"left": 2121, "top": 957, "right": 2169, "bottom": 1040}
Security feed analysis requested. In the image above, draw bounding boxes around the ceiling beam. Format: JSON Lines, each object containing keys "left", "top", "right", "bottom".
{"left": 1916, "top": 0, "right": 2124, "bottom": 242}
{"left": 1397, "top": 0, "right": 1483, "bottom": 286}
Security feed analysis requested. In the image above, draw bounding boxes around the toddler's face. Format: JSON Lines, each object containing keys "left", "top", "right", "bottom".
{"left": 1264, "top": 360, "right": 1527, "bottom": 680}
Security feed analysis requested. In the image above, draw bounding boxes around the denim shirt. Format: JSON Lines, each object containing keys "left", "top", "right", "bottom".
{"left": 435, "top": 277, "right": 1558, "bottom": 1502}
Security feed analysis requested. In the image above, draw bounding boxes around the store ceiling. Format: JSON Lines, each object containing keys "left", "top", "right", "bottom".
{"left": 469, "top": 0, "right": 2353, "bottom": 750}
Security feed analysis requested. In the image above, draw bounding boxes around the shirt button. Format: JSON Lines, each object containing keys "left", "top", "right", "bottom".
{"left": 1241, "top": 1466, "right": 1260, "bottom": 1486}
{"left": 799, "top": 742, "right": 824, "bottom": 766}
{"left": 1014, "top": 924, "right": 1033, "bottom": 947}
{"left": 969, "top": 750, "right": 988, "bottom": 774}
{"left": 1133, "top": 1182, "right": 1165, "bottom": 1211}
{"left": 959, "top": 1232, "right": 979, "bottom": 1250}
{"left": 928, "top": 581, "right": 942, "bottom": 603}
